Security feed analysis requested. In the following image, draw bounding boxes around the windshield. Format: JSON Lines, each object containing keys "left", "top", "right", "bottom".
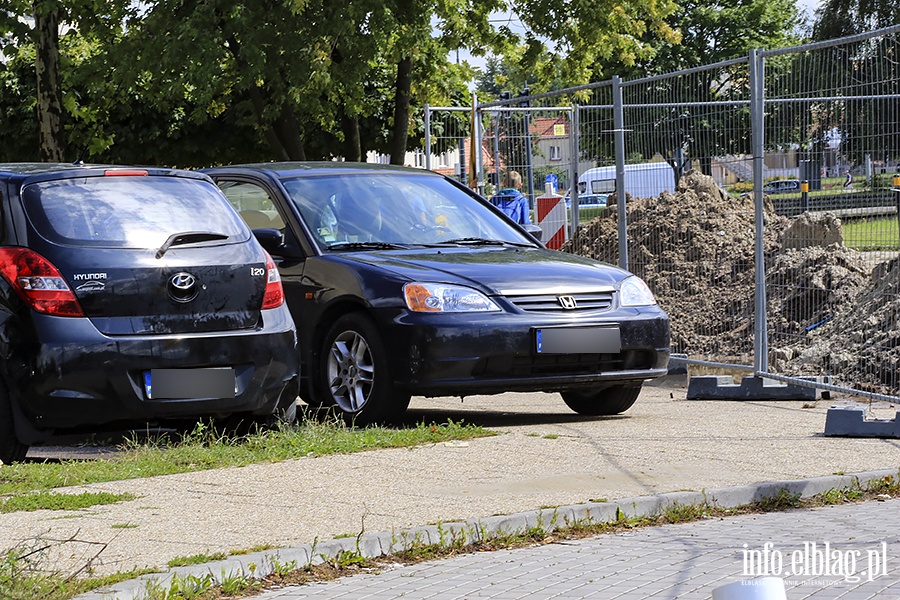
{"left": 23, "top": 176, "right": 247, "bottom": 249}
{"left": 280, "top": 172, "right": 535, "bottom": 250}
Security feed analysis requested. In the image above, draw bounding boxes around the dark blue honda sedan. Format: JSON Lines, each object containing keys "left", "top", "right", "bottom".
{"left": 203, "top": 163, "right": 669, "bottom": 425}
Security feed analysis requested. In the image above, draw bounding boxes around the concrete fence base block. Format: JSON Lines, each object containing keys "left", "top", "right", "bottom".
{"left": 686, "top": 375, "right": 830, "bottom": 400}
{"left": 824, "top": 406, "right": 900, "bottom": 437}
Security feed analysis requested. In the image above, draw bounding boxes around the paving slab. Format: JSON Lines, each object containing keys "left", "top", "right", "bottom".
{"left": 240, "top": 498, "right": 900, "bottom": 599}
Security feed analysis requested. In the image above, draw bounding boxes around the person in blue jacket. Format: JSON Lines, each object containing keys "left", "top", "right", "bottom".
{"left": 489, "top": 170, "right": 531, "bottom": 224}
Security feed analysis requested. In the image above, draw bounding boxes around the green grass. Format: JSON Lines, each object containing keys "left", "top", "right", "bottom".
{"left": 0, "top": 419, "right": 492, "bottom": 499}
{"left": 0, "top": 491, "right": 135, "bottom": 513}
{"left": 842, "top": 215, "right": 900, "bottom": 250}
{"left": 575, "top": 206, "right": 609, "bottom": 222}
{"left": 168, "top": 552, "right": 228, "bottom": 568}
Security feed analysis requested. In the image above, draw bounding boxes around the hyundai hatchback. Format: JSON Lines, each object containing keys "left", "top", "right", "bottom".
{"left": 0, "top": 164, "right": 298, "bottom": 462}
{"left": 203, "top": 162, "right": 669, "bottom": 425}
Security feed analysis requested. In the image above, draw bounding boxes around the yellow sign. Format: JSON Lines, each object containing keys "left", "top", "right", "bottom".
{"left": 553, "top": 124, "right": 566, "bottom": 137}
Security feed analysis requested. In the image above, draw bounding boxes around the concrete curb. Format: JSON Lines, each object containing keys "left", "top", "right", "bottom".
{"left": 75, "top": 468, "right": 900, "bottom": 600}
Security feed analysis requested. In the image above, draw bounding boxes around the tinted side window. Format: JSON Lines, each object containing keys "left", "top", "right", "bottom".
{"left": 23, "top": 176, "right": 247, "bottom": 248}
{"left": 217, "top": 181, "right": 285, "bottom": 230}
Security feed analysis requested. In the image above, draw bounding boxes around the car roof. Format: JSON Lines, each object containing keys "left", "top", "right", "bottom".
{"left": 203, "top": 161, "right": 436, "bottom": 178}
{"left": 0, "top": 162, "right": 211, "bottom": 185}
{"left": 0, "top": 162, "right": 111, "bottom": 176}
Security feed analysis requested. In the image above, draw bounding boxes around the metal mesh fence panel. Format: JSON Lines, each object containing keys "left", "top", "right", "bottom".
{"left": 424, "top": 26, "right": 900, "bottom": 400}
{"left": 423, "top": 106, "right": 474, "bottom": 186}
{"left": 559, "top": 62, "right": 759, "bottom": 362}
{"left": 761, "top": 29, "right": 900, "bottom": 399}
{"left": 475, "top": 93, "right": 580, "bottom": 248}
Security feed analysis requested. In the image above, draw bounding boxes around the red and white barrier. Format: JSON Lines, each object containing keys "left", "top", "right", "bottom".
{"left": 536, "top": 185, "right": 568, "bottom": 249}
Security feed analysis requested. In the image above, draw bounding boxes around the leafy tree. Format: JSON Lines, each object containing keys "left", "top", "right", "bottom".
{"left": 0, "top": 0, "right": 129, "bottom": 161}
{"left": 581, "top": 0, "right": 801, "bottom": 177}
{"left": 804, "top": 7, "right": 900, "bottom": 173}
{"left": 812, "top": 0, "right": 898, "bottom": 40}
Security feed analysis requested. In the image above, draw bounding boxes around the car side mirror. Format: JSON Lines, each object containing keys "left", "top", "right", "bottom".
{"left": 522, "top": 223, "right": 543, "bottom": 242}
{"left": 252, "top": 227, "right": 285, "bottom": 254}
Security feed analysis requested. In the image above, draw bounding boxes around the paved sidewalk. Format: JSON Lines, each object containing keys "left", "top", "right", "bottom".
{"left": 6, "top": 377, "right": 897, "bottom": 598}
{"left": 251, "top": 498, "right": 900, "bottom": 599}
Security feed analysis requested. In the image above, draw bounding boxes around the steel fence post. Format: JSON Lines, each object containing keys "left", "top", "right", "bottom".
{"left": 750, "top": 49, "right": 768, "bottom": 374}
{"left": 894, "top": 174, "right": 900, "bottom": 241}
{"left": 570, "top": 105, "right": 580, "bottom": 239}
{"left": 424, "top": 105, "right": 431, "bottom": 171}
{"left": 473, "top": 94, "right": 483, "bottom": 194}
{"left": 613, "top": 75, "right": 628, "bottom": 270}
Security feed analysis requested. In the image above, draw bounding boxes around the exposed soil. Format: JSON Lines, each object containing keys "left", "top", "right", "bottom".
{"left": 561, "top": 169, "right": 897, "bottom": 395}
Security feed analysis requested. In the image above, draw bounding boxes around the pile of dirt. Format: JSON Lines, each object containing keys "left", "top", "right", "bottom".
{"left": 562, "top": 170, "right": 791, "bottom": 357}
{"left": 779, "top": 257, "right": 900, "bottom": 394}
{"left": 562, "top": 169, "right": 895, "bottom": 394}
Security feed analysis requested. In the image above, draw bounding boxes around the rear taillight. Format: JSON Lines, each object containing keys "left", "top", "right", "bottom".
{"left": 261, "top": 252, "right": 284, "bottom": 310}
{"left": 0, "top": 248, "right": 84, "bottom": 317}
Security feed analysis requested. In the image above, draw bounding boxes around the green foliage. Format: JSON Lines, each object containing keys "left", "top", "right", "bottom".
{"left": 729, "top": 181, "right": 754, "bottom": 194}
{"left": 167, "top": 553, "right": 228, "bottom": 568}
{"left": 0, "top": 491, "right": 134, "bottom": 513}
{"left": 325, "top": 549, "right": 366, "bottom": 568}
{"left": 754, "top": 489, "right": 802, "bottom": 511}
{"left": 0, "top": 0, "right": 688, "bottom": 165}
{"left": 266, "top": 557, "right": 298, "bottom": 578}
{"left": 151, "top": 572, "right": 215, "bottom": 600}
{"left": 812, "top": 0, "right": 899, "bottom": 39}
{"left": 218, "top": 569, "right": 260, "bottom": 596}
{"left": 0, "top": 544, "right": 155, "bottom": 600}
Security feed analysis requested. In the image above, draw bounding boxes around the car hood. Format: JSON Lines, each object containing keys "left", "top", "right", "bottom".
{"left": 333, "top": 246, "right": 628, "bottom": 295}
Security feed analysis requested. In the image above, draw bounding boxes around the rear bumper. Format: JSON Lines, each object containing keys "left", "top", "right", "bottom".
{"left": 6, "top": 306, "right": 298, "bottom": 436}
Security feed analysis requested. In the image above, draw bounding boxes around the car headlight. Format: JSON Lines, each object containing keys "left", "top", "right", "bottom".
{"left": 618, "top": 276, "right": 657, "bottom": 307}
{"left": 404, "top": 283, "right": 500, "bottom": 313}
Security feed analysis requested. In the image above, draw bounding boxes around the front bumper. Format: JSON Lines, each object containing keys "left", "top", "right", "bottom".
{"left": 377, "top": 306, "right": 670, "bottom": 397}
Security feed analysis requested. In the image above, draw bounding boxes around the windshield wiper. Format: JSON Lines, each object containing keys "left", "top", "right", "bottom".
{"left": 442, "top": 237, "right": 532, "bottom": 248}
{"left": 328, "top": 241, "right": 408, "bottom": 251}
{"left": 156, "top": 231, "right": 230, "bottom": 259}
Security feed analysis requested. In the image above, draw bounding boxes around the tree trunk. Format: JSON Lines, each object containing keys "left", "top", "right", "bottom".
{"left": 341, "top": 109, "right": 361, "bottom": 162}
{"left": 225, "top": 34, "right": 306, "bottom": 161}
{"left": 388, "top": 56, "right": 413, "bottom": 165}
{"left": 34, "top": 1, "right": 65, "bottom": 162}
{"left": 272, "top": 104, "right": 306, "bottom": 160}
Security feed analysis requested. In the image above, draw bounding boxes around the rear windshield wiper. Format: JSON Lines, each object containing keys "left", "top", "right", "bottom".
{"left": 156, "top": 231, "right": 230, "bottom": 259}
{"left": 327, "top": 241, "right": 408, "bottom": 251}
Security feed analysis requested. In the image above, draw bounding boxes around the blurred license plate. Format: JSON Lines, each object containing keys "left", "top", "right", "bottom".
{"left": 144, "top": 368, "right": 236, "bottom": 399}
{"left": 535, "top": 326, "right": 621, "bottom": 354}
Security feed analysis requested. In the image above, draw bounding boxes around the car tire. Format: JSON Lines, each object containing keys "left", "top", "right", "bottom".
{"left": 560, "top": 384, "right": 641, "bottom": 416}
{"left": 318, "top": 312, "right": 410, "bottom": 426}
{"left": 0, "top": 378, "right": 29, "bottom": 463}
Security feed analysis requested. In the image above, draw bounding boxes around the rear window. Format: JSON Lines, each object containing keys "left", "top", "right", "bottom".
{"left": 22, "top": 176, "right": 247, "bottom": 248}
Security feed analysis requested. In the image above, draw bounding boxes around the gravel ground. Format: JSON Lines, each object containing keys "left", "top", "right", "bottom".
{"left": 4, "top": 375, "right": 899, "bottom": 578}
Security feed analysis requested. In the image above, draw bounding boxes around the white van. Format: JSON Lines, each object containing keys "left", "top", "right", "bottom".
{"left": 574, "top": 162, "right": 675, "bottom": 204}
